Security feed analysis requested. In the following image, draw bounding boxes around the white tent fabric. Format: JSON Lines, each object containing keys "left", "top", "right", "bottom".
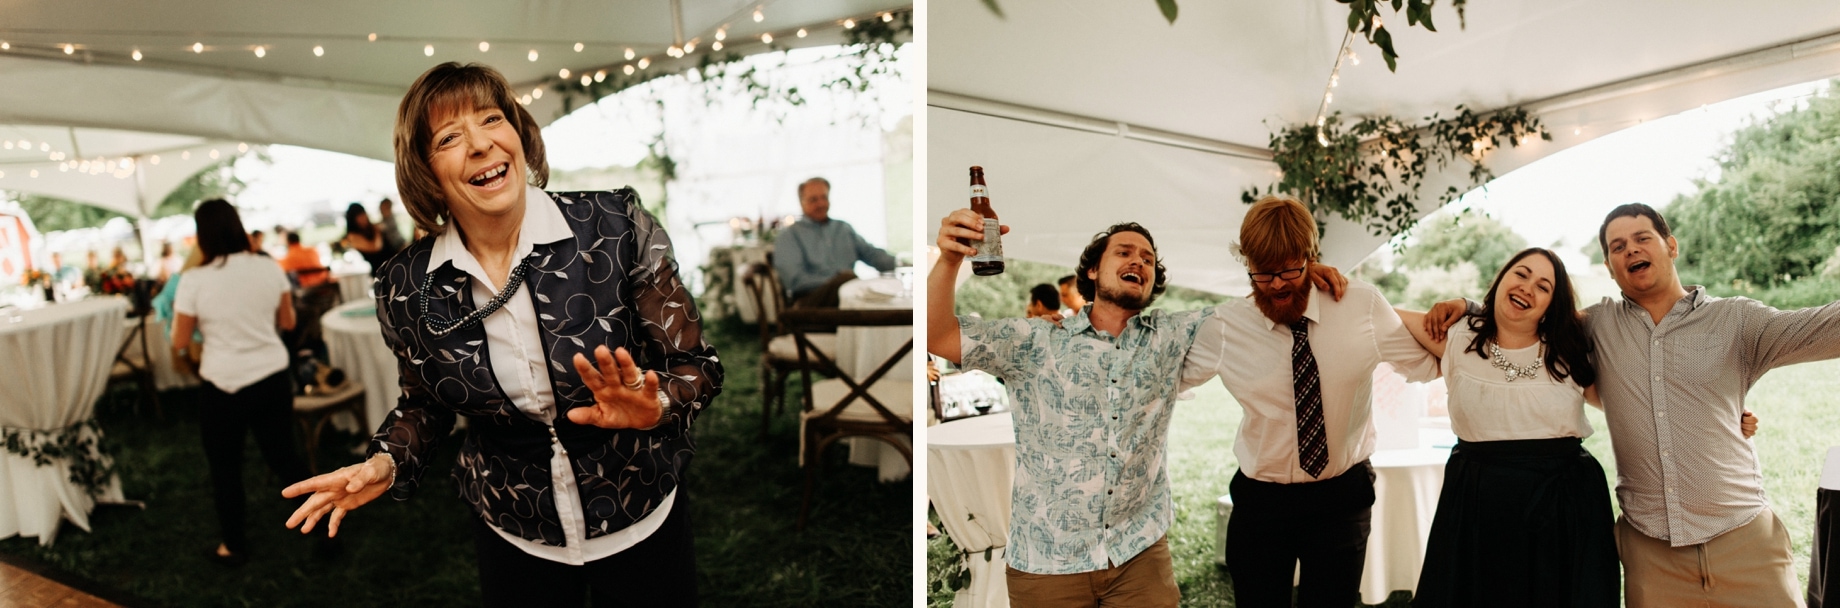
{"left": 927, "top": 0, "right": 1840, "bottom": 294}
{"left": 0, "top": 0, "right": 907, "bottom": 216}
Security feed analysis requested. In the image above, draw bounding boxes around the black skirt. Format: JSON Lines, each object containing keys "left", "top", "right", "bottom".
{"left": 1412, "top": 437, "right": 1619, "bottom": 608}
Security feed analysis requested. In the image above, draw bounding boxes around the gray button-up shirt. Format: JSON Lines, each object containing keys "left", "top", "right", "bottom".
{"left": 773, "top": 218, "right": 896, "bottom": 296}
{"left": 1588, "top": 287, "right": 1840, "bottom": 546}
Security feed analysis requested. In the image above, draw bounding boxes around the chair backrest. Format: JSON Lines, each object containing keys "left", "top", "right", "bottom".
{"left": 782, "top": 308, "right": 913, "bottom": 427}
{"left": 740, "top": 262, "right": 782, "bottom": 347}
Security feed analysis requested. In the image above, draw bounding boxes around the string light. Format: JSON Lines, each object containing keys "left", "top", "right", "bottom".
{"left": 237, "top": 142, "right": 249, "bottom": 153}
{"left": 1, "top": 42, "right": 9, "bottom": 50}
{"left": 532, "top": 87, "right": 543, "bottom": 99}
{"left": 712, "top": 41, "right": 723, "bottom": 51}
{"left": 625, "top": 48, "right": 635, "bottom": 60}
{"left": 150, "top": 155, "right": 160, "bottom": 165}
{"left": 716, "top": 29, "right": 727, "bottom": 41}
{"left": 528, "top": 49, "right": 539, "bottom": 61}
{"left": 1349, "top": 51, "right": 1360, "bottom": 66}
{"left": 667, "top": 46, "right": 681, "bottom": 58}
{"left": 3, "top": 141, "right": 9, "bottom": 149}
{"left": 761, "top": 33, "right": 773, "bottom": 44}
{"left": 422, "top": 45, "right": 432, "bottom": 56}
{"left": 797, "top": 29, "right": 807, "bottom": 38}
{"left": 685, "top": 40, "right": 697, "bottom": 52}
{"left": 594, "top": 70, "right": 606, "bottom": 82}
{"left": 1573, "top": 127, "right": 1581, "bottom": 135}
{"left": 573, "top": 42, "right": 584, "bottom": 52}
{"left": 193, "top": 42, "right": 203, "bottom": 53}
{"left": 253, "top": 46, "right": 266, "bottom": 58}
{"left": 519, "top": 94, "right": 531, "bottom": 105}
{"left": 623, "top": 64, "right": 635, "bottom": 75}
{"left": 313, "top": 45, "right": 324, "bottom": 56}
{"left": 844, "top": 18, "right": 856, "bottom": 29}
{"left": 638, "top": 57, "right": 650, "bottom": 69}
{"left": 181, "top": 151, "right": 190, "bottom": 160}
{"left": 38, "top": 143, "right": 47, "bottom": 152}
{"left": 209, "top": 149, "right": 220, "bottom": 159}
{"left": 132, "top": 48, "right": 143, "bottom": 61}
{"left": 883, "top": 13, "right": 894, "bottom": 22}
{"left": 479, "top": 41, "right": 490, "bottom": 52}
{"left": 63, "top": 44, "right": 74, "bottom": 55}
{"left": 28, "top": 170, "right": 36, "bottom": 178}
{"left": 580, "top": 74, "right": 591, "bottom": 86}
{"left": 368, "top": 33, "right": 377, "bottom": 42}
{"left": 753, "top": 7, "right": 764, "bottom": 22}
{"left": 558, "top": 68, "right": 570, "bottom": 78}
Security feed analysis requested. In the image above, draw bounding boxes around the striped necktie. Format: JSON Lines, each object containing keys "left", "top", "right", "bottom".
{"left": 1290, "top": 320, "right": 1328, "bottom": 478}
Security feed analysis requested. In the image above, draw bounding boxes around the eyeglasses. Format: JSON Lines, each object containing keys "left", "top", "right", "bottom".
{"left": 1247, "top": 267, "right": 1305, "bottom": 284}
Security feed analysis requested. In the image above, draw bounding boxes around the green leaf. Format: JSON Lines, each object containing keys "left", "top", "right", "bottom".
{"left": 980, "top": 0, "right": 1005, "bottom": 18}
{"left": 1418, "top": 5, "right": 1437, "bottom": 31}
{"left": 1156, "top": 0, "right": 1179, "bottom": 24}
{"left": 1348, "top": 5, "right": 1364, "bottom": 32}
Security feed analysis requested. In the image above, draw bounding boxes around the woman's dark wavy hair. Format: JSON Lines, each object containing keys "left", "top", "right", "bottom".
{"left": 194, "top": 199, "right": 250, "bottom": 268}
{"left": 344, "top": 203, "right": 376, "bottom": 239}
{"left": 1464, "top": 247, "right": 1596, "bottom": 387}
{"left": 1074, "top": 222, "right": 1168, "bottom": 305}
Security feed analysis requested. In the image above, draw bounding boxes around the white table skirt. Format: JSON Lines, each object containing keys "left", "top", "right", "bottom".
{"left": 120, "top": 315, "right": 199, "bottom": 391}
{"left": 335, "top": 270, "right": 372, "bottom": 305}
{"left": 1359, "top": 447, "right": 1449, "bottom": 604}
{"left": 321, "top": 300, "right": 395, "bottom": 434}
{"left": 927, "top": 412, "right": 1016, "bottom": 608}
{"left": 0, "top": 297, "right": 129, "bottom": 546}
{"left": 838, "top": 277, "right": 913, "bottom": 481}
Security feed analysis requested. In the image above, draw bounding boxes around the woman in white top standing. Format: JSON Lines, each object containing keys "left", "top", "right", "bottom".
{"left": 171, "top": 198, "right": 312, "bottom": 566}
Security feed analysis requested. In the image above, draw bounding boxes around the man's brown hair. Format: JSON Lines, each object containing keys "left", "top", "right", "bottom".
{"left": 393, "top": 62, "right": 549, "bottom": 237}
{"left": 1236, "top": 195, "right": 1319, "bottom": 272}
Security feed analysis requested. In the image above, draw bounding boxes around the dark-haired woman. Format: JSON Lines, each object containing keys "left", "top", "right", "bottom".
{"left": 170, "top": 199, "right": 312, "bottom": 566}
{"left": 340, "top": 203, "right": 400, "bottom": 273}
{"left": 1396, "top": 248, "right": 1754, "bottom": 607}
{"left": 280, "top": 62, "right": 720, "bottom": 607}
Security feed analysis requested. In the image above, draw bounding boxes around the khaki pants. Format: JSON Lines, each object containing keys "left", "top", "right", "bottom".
{"left": 1617, "top": 506, "right": 1805, "bottom": 608}
{"left": 1006, "top": 536, "right": 1180, "bottom": 608}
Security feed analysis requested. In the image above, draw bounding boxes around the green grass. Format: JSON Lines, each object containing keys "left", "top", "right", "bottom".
{"left": 928, "top": 360, "right": 1840, "bottom": 607}
{"left": 1, "top": 316, "right": 911, "bottom": 607}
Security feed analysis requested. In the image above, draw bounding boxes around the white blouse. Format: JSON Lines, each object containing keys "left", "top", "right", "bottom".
{"left": 1441, "top": 321, "right": 1594, "bottom": 442}
{"left": 428, "top": 184, "right": 674, "bottom": 565}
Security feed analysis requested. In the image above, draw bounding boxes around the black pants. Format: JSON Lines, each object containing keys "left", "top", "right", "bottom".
{"left": 472, "top": 490, "right": 698, "bottom": 608}
{"left": 199, "top": 369, "right": 311, "bottom": 555}
{"left": 1226, "top": 461, "right": 1376, "bottom": 608}
{"left": 789, "top": 272, "right": 858, "bottom": 309}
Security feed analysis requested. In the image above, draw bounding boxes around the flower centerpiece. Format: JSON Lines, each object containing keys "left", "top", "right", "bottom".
{"left": 20, "top": 267, "right": 52, "bottom": 301}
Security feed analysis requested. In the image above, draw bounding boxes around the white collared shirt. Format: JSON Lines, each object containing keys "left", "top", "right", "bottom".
{"left": 1180, "top": 280, "right": 1439, "bottom": 483}
{"left": 427, "top": 184, "right": 674, "bottom": 564}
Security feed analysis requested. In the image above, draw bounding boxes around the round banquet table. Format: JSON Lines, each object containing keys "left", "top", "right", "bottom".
{"left": 837, "top": 276, "right": 913, "bottom": 481}
{"left": 334, "top": 269, "right": 373, "bottom": 305}
{"left": 321, "top": 299, "right": 396, "bottom": 434}
{"left": 1358, "top": 447, "right": 1449, "bottom": 604}
{"left": 927, "top": 412, "right": 1015, "bottom": 608}
{"left": 0, "top": 297, "right": 129, "bottom": 546}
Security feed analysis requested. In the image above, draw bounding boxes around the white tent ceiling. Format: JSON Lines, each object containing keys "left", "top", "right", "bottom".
{"left": 0, "top": 0, "right": 908, "bottom": 217}
{"left": 926, "top": 0, "right": 1840, "bottom": 295}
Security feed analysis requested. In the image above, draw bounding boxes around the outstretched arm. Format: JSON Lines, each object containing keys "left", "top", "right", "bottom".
{"left": 929, "top": 209, "right": 1004, "bottom": 365}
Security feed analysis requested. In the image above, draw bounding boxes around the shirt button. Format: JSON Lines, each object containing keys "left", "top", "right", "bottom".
{"left": 1658, "top": 412, "right": 1667, "bottom": 418}
{"left": 1104, "top": 524, "right": 1110, "bottom": 529}
{"left": 1654, "top": 375, "right": 1662, "bottom": 382}
{"left": 1662, "top": 450, "right": 1670, "bottom": 457}
{"left": 1654, "top": 340, "right": 1661, "bottom": 346}
{"left": 1110, "top": 453, "right": 1117, "bottom": 458}
{"left": 1112, "top": 415, "right": 1119, "bottom": 420}
{"left": 1107, "top": 490, "right": 1113, "bottom": 495}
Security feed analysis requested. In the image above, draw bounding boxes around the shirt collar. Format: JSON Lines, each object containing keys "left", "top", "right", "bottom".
{"left": 426, "top": 185, "right": 570, "bottom": 284}
{"left": 1618, "top": 284, "right": 1709, "bottom": 314}
{"left": 1257, "top": 286, "right": 1323, "bottom": 331}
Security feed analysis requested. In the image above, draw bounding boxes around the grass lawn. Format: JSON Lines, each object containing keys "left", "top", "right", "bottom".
{"left": 1, "top": 316, "right": 911, "bottom": 607}
{"left": 929, "top": 359, "right": 1840, "bottom": 607}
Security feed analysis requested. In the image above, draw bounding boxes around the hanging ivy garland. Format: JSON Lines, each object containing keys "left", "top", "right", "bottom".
{"left": 2, "top": 419, "right": 115, "bottom": 497}
{"left": 1241, "top": 105, "right": 1549, "bottom": 239}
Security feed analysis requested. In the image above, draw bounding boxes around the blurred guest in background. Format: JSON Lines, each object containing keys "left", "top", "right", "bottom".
{"left": 278, "top": 232, "right": 330, "bottom": 288}
{"left": 1058, "top": 274, "right": 1087, "bottom": 316}
{"left": 340, "top": 203, "right": 401, "bottom": 274}
{"left": 1025, "top": 284, "right": 1061, "bottom": 320}
{"left": 249, "top": 230, "right": 271, "bottom": 257}
{"left": 158, "top": 242, "right": 185, "bottom": 282}
{"left": 773, "top": 177, "right": 895, "bottom": 308}
{"left": 378, "top": 197, "right": 409, "bottom": 253}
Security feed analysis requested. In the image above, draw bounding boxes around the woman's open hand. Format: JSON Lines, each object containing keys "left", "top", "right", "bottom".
{"left": 569, "top": 345, "right": 663, "bottom": 429}
{"left": 281, "top": 453, "right": 393, "bottom": 537}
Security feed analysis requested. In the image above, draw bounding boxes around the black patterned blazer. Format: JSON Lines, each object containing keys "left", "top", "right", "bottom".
{"left": 366, "top": 188, "right": 722, "bottom": 547}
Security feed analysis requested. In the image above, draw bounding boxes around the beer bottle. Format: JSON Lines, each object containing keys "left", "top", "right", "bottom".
{"left": 968, "top": 166, "right": 1004, "bottom": 275}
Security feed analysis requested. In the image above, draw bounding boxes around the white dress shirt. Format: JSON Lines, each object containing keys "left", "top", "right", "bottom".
{"left": 428, "top": 184, "right": 674, "bottom": 564}
{"left": 1441, "top": 321, "right": 1593, "bottom": 442}
{"left": 1181, "top": 280, "right": 1438, "bottom": 483}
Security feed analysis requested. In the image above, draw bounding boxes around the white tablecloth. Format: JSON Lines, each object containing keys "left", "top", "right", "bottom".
{"left": 335, "top": 270, "right": 372, "bottom": 305}
{"left": 0, "top": 297, "right": 129, "bottom": 545}
{"left": 120, "top": 315, "right": 199, "bottom": 391}
{"left": 838, "top": 277, "right": 913, "bottom": 481}
{"left": 1359, "top": 447, "right": 1449, "bottom": 604}
{"left": 727, "top": 245, "right": 774, "bottom": 324}
{"left": 927, "top": 413, "right": 1016, "bottom": 608}
{"left": 321, "top": 299, "right": 395, "bottom": 434}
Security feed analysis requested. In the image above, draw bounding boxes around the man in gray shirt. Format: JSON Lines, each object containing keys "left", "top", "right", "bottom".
{"left": 1431, "top": 202, "right": 1840, "bottom": 607}
{"left": 773, "top": 177, "right": 896, "bottom": 308}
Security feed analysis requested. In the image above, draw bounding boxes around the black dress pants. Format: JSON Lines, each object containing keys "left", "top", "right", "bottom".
{"left": 199, "top": 369, "right": 311, "bottom": 555}
{"left": 472, "top": 489, "right": 698, "bottom": 608}
{"left": 1226, "top": 461, "right": 1376, "bottom": 608}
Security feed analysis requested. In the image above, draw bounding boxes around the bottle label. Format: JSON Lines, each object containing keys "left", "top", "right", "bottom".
{"left": 971, "top": 218, "right": 1003, "bottom": 263}
{"left": 970, "top": 184, "right": 988, "bottom": 199}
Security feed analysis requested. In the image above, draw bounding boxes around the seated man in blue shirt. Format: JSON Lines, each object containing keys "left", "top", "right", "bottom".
{"left": 774, "top": 177, "right": 896, "bottom": 308}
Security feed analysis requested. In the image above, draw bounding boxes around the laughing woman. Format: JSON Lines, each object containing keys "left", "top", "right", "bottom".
{"left": 281, "top": 62, "right": 722, "bottom": 607}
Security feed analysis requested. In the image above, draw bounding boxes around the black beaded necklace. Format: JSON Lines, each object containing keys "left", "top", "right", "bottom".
{"left": 420, "top": 258, "right": 533, "bottom": 337}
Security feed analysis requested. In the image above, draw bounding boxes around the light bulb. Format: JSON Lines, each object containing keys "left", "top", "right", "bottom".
{"left": 1331, "top": 75, "right": 1338, "bottom": 87}
{"left": 2, "top": 141, "right": 9, "bottom": 149}
{"left": 182, "top": 151, "right": 190, "bottom": 160}
{"left": 1573, "top": 127, "right": 1581, "bottom": 135}
{"left": 1325, "top": 92, "right": 1333, "bottom": 104}
{"left": 132, "top": 48, "right": 143, "bottom": 61}
{"left": 625, "top": 48, "right": 635, "bottom": 60}
{"left": 424, "top": 45, "right": 434, "bottom": 56}
{"left": 797, "top": 29, "right": 807, "bottom": 38}
{"left": 1, "top": 42, "right": 8, "bottom": 50}
{"left": 594, "top": 70, "right": 606, "bottom": 82}
{"left": 209, "top": 149, "right": 220, "bottom": 159}
{"left": 238, "top": 143, "right": 249, "bottom": 153}
{"left": 1349, "top": 51, "right": 1360, "bottom": 66}
{"left": 716, "top": 29, "right": 726, "bottom": 41}
{"left": 38, "top": 143, "right": 47, "bottom": 152}
{"left": 574, "top": 42, "right": 584, "bottom": 52}
{"left": 528, "top": 49, "right": 538, "bottom": 61}
{"left": 479, "top": 41, "right": 490, "bottom": 52}
{"left": 623, "top": 64, "right": 635, "bottom": 75}
{"left": 753, "top": 8, "right": 764, "bottom": 22}
{"left": 313, "top": 45, "right": 324, "bottom": 56}
{"left": 883, "top": 13, "right": 894, "bottom": 22}
{"left": 686, "top": 41, "right": 697, "bottom": 52}
{"left": 532, "top": 87, "right": 543, "bottom": 99}
{"left": 580, "top": 75, "right": 591, "bottom": 86}
{"left": 519, "top": 94, "right": 532, "bottom": 105}
{"left": 150, "top": 155, "right": 160, "bottom": 165}
{"left": 29, "top": 170, "right": 37, "bottom": 178}
{"left": 368, "top": 33, "right": 377, "bottom": 42}
{"left": 254, "top": 46, "right": 265, "bottom": 58}
{"left": 712, "top": 41, "right": 723, "bottom": 51}
{"left": 638, "top": 58, "right": 650, "bottom": 69}
{"left": 559, "top": 68, "right": 570, "bottom": 78}
{"left": 63, "top": 44, "right": 74, "bottom": 55}
{"left": 761, "top": 33, "right": 773, "bottom": 44}
{"left": 844, "top": 19, "right": 855, "bottom": 29}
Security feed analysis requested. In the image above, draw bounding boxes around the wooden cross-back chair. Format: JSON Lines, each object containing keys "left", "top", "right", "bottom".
{"left": 739, "top": 262, "right": 834, "bottom": 437}
{"left": 783, "top": 308, "right": 912, "bottom": 531}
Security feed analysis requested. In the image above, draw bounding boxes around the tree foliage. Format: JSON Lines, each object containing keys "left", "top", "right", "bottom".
{"left": 1671, "top": 82, "right": 1840, "bottom": 289}
{"left": 1397, "top": 208, "right": 1528, "bottom": 290}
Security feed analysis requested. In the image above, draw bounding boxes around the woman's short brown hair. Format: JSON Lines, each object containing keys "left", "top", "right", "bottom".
{"left": 393, "top": 62, "right": 549, "bottom": 237}
{"left": 1235, "top": 195, "right": 1319, "bottom": 272}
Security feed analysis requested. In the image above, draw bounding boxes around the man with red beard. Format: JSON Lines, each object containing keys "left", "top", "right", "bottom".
{"left": 928, "top": 207, "right": 1345, "bottom": 607}
{"left": 1180, "top": 195, "right": 1438, "bottom": 608}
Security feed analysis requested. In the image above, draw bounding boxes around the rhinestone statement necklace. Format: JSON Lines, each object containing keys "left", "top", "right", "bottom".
{"left": 421, "top": 259, "right": 533, "bottom": 337}
{"left": 1489, "top": 341, "right": 1544, "bottom": 382}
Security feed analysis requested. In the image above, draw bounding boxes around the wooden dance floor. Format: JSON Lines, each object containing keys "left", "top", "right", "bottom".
{"left": 0, "top": 561, "right": 118, "bottom": 607}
